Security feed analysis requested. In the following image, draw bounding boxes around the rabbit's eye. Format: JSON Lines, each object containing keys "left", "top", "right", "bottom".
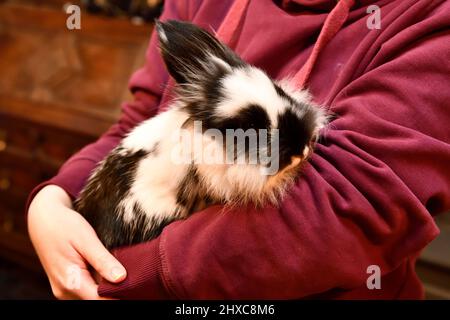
{"left": 216, "top": 104, "right": 270, "bottom": 133}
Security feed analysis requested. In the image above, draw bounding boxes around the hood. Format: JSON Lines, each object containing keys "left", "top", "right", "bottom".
{"left": 217, "top": 0, "right": 357, "bottom": 88}
{"left": 280, "top": 0, "right": 380, "bottom": 12}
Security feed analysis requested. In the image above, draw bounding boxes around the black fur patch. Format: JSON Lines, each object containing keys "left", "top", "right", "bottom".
{"left": 125, "top": 202, "right": 176, "bottom": 245}
{"left": 74, "top": 146, "right": 170, "bottom": 249}
{"left": 156, "top": 20, "right": 245, "bottom": 84}
{"left": 277, "top": 108, "right": 315, "bottom": 171}
{"left": 217, "top": 104, "right": 272, "bottom": 163}
{"left": 215, "top": 104, "right": 271, "bottom": 133}
{"left": 274, "top": 83, "right": 297, "bottom": 106}
{"left": 181, "top": 63, "right": 229, "bottom": 128}
{"left": 176, "top": 164, "right": 208, "bottom": 214}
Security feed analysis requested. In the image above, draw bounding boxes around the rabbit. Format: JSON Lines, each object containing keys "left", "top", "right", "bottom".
{"left": 74, "top": 20, "right": 328, "bottom": 250}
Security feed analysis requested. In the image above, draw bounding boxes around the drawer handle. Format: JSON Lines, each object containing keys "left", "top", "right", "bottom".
{"left": 2, "top": 217, "right": 14, "bottom": 233}
{"left": 0, "top": 128, "right": 6, "bottom": 152}
{"left": 0, "top": 140, "right": 6, "bottom": 152}
{"left": 0, "top": 178, "right": 10, "bottom": 191}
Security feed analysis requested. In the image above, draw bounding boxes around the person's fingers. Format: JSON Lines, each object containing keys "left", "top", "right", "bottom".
{"left": 73, "top": 270, "right": 110, "bottom": 300}
{"left": 51, "top": 263, "right": 117, "bottom": 300}
{"left": 75, "top": 227, "right": 127, "bottom": 283}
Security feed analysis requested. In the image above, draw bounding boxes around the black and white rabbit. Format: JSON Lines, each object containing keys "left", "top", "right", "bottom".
{"left": 74, "top": 20, "right": 327, "bottom": 249}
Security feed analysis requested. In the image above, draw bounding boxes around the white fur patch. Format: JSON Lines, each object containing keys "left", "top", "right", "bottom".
{"left": 122, "top": 106, "right": 185, "bottom": 152}
{"left": 120, "top": 108, "right": 192, "bottom": 222}
{"left": 209, "top": 55, "right": 232, "bottom": 72}
{"left": 276, "top": 78, "right": 328, "bottom": 133}
{"left": 216, "top": 67, "right": 285, "bottom": 127}
{"left": 275, "top": 78, "right": 312, "bottom": 105}
{"left": 115, "top": 69, "right": 328, "bottom": 222}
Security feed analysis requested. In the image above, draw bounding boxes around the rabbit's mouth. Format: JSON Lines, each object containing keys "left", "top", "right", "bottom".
{"left": 256, "top": 158, "right": 302, "bottom": 204}
{"left": 280, "top": 154, "right": 306, "bottom": 174}
{"left": 258, "top": 139, "right": 319, "bottom": 204}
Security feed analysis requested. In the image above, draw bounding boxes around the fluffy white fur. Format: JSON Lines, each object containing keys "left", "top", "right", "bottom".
{"left": 112, "top": 65, "right": 327, "bottom": 224}
{"left": 216, "top": 67, "right": 286, "bottom": 127}
{"left": 76, "top": 20, "right": 330, "bottom": 249}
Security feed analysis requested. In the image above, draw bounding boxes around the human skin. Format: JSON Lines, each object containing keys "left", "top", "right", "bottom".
{"left": 28, "top": 185, "right": 126, "bottom": 299}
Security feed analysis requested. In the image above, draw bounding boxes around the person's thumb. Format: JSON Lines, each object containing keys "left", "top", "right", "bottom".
{"left": 76, "top": 228, "right": 127, "bottom": 283}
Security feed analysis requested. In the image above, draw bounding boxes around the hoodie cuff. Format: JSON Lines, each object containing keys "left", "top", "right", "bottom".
{"left": 98, "top": 237, "right": 173, "bottom": 300}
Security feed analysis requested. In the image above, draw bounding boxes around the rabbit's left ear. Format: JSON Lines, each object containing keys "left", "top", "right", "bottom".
{"left": 156, "top": 20, "right": 245, "bottom": 84}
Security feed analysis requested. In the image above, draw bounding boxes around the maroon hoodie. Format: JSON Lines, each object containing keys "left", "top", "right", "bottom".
{"left": 27, "top": 0, "right": 450, "bottom": 299}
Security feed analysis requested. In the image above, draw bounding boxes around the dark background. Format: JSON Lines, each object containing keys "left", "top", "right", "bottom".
{"left": 0, "top": 0, "right": 157, "bottom": 299}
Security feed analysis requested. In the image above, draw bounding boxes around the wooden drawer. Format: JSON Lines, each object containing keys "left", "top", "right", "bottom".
{"left": 0, "top": 118, "right": 40, "bottom": 153}
{"left": 36, "top": 125, "right": 95, "bottom": 164}
{"left": 0, "top": 2, "right": 150, "bottom": 274}
{"left": 0, "top": 155, "right": 46, "bottom": 195}
{"left": 0, "top": 152, "right": 52, "bottom": 221}
{"left": 0, "top": 203, "right": 44, "bottom": 274}
{"left": 0, "top": 116, "right": 95, "bottom": 166}
{"left": 0, "top": 204, "right": 27, "bottom": 237}
{"left": 0, "top": 205, "right": 16, "bottom": 233}
{"left": 0, "top": 3, "right": 150, "bottom": 137}
{"left": 0, "top": 116, "right": 97, "bottom": 231}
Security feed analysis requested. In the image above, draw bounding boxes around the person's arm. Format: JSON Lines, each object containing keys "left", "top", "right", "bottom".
{"left": 27, "top": 0, "right": 195, "bottom": 299}
{"left": 98, "top": 22, "right": 450, "bottom": 298}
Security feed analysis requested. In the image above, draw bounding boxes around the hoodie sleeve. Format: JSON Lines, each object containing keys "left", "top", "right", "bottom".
{"left": 25, "top": 0, "right": 193, "bottom": 208}
{"left": 98, "top": 23, "right": 449, "bottom": 298}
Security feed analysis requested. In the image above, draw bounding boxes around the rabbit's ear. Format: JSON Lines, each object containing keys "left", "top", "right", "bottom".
{"left": 155, "top": 20, "right": 245, "bottom": 84}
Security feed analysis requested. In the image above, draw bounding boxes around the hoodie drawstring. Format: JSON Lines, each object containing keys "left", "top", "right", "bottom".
{"left": 217, "top": 0, "right": 355, "bottom": 88}
{"left": 216, "top": 0, "right": 251, "bottom": 49}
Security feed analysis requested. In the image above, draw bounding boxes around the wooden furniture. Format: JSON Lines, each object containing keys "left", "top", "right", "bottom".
{"left": 0, "top": 1, "right": 152, "bottom": 273}
{"left": 416, "top": 214, "right": 450, "bottom": 299}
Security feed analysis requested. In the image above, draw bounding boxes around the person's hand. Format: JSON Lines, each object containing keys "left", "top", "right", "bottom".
{"left": 28, "top": 185, "right": 126, "bottom": 299}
